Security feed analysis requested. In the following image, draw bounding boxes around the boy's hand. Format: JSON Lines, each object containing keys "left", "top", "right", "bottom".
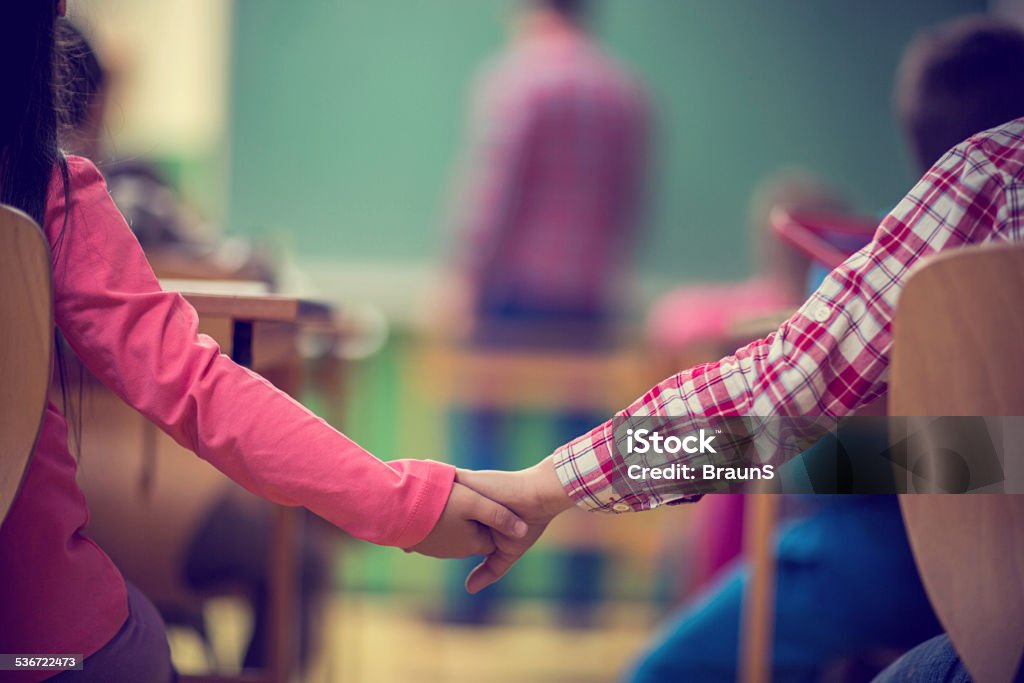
{"left": 408, "top": 482, "right": 528, "bottom": 559}
{"left": 456, "top": 456, "right": 575, "bottom": 593}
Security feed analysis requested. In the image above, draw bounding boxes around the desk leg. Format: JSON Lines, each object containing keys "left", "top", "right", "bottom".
{"left": 228, "top": 319, "right": 299, "bottom": 683}
{"left": 232, "top": 321, "right": 254, "bottom": 369}
{"left": 739, "top": 493, "right": 779, "bottom": 683}
{"left": 268, "top": 506, "right": 301, "bottom": 683}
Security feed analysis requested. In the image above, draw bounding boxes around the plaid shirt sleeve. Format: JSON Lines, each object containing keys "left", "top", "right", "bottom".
{"left": 553, "top": 122, "right": 1024, "bottom": 513}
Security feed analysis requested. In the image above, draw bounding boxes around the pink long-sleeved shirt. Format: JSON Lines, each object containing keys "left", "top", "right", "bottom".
{"left": 0, "top": 156, "right": 455, "bottom": 680}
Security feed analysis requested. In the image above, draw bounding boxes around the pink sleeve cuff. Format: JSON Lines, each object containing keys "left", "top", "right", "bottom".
{"left": 384, "top": 459, "right": 456, "bottom": 548}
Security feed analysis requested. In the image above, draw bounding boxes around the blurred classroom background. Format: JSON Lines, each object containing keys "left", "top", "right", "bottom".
{"left": 63, "top": 1, "right": 1024, "bottom": 681}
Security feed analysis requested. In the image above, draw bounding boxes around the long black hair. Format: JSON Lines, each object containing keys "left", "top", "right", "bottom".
{"left": 1, "top": 1, "right": 80, "bottom": 445}
{"left": 0, "top": 1, "right": 69, "bottom": 229}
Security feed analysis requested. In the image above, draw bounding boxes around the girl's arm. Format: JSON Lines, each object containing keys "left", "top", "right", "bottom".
{"left": 46, "top": 156, "right": 453, "bottom": 548}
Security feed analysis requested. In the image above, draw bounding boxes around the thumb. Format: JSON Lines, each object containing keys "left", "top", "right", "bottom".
{"left": 464, "top": 489, "right": 528, "bottom": 539}
{"left": 465, "top": 549, "right": 518, "bottom": 594}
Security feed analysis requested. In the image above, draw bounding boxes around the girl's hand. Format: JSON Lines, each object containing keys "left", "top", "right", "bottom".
{"left": 407, "top": 482, "right": 528, "bottom": 559}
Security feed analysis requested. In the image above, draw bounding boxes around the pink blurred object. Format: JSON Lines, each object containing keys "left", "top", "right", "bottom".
{"left": 770, "top": 207, "right": 878, "bottom": 268}
{"left": 688, "top": 494, "right": 747, "bottom": 596}
{"left": 646, "top": 277, "right": 796, "bottom": 351}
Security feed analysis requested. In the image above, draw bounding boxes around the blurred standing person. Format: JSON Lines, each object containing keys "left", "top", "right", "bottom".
{"left": 450, "top": 0, "right": 649, "bottom": 344}
{"left": 441, "top": 0, "right": 650, "bottom": 623}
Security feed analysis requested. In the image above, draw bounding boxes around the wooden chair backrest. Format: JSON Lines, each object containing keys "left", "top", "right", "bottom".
{"left": 891, "top": 242, "right": 1024, "bottom": 683}
{"left": 0, "top": 205, "right": 54, "bottom": 526}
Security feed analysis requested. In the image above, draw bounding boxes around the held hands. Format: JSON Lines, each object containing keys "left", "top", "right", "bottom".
{"left": 408, "top": 482, "right": 529, "bottom": 559}
{"left": 407, "top": 457, "right": 574, "bottom": 590}
{"left": 455, "top": 455, "right": 575, "bottom": 594}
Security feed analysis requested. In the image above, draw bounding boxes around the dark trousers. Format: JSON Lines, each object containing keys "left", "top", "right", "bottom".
{"left": 52, "top": 583, "right": 177, "bottom": 683}
{"left": 874, "top": 633, "right": 1024, "bottom": 682}
{"left": 183, "top": 494, "right": 328, "bottom": 670}
{"left": 442, "top": 298, "right": 612, "bottom": 623}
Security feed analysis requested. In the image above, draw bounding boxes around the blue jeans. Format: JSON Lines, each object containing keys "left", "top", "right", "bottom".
{"left": 443, "top": 406, "right": 607, "bottom": 622}
{"left": 629, "top": 496, "right": 942, "bottom": 683}
{"left": 874, "top": 633, "right": 1023, "bottom": 682}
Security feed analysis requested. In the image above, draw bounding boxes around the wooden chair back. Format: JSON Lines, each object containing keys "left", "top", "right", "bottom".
{"left": 891, "top": 242, "right": 1024, "bottom": 683}
{"left": 0, "top": 204, "right": 53, "bottom": 525}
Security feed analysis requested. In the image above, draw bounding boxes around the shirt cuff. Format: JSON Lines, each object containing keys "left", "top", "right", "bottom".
{"left": 382, "top": 459, "right": 456, "bottom": 548}
{"left": 552, "top": 419, "right": 702, "bottom": 513}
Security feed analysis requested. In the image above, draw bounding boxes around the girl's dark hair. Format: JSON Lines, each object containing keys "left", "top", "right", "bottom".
{"left": 1, "top": 2, "right": 80, "bottom": 446}
{"left": 60, "top": 21, "right": 107, "bottom": 132}
{"left": 0, "top": 1, "right": 69, "bottom": 229}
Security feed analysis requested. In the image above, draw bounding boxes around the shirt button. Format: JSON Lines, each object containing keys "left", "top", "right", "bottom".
{"left": 612, "top": 503, "right": 631, "bottom": 513}
{"left": 813, "top": 306, "right": 831, "bottom": 322}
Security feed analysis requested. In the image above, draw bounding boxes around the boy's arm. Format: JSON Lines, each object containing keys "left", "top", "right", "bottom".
{"left": 554, "top": 135, "right": 1016, "bottom": 513}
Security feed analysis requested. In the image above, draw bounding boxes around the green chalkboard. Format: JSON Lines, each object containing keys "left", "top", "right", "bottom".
{"left": 227, "top": 0, "right": 984, "bottom": 283}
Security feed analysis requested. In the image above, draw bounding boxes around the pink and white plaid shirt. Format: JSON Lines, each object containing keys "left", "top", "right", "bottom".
{"left": 554, "top": 117, "right": 1024, "bottom": 513}
{"left": 454, "top": 31, "right": 649, "bottom": 312}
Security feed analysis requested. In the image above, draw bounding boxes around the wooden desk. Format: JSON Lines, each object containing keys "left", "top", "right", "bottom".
{"left": 413, "top": 341, "right": 659, "bottom": 412}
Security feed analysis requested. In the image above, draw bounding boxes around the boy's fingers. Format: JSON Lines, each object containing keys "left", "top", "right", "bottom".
{"left": 456, "top": 468, "right": 524, "bottom": 517}
{"left": 467, "top": 491, "right": 528, "bottom": 538}
{"left": 465, "top": 563, "right": 493, "bottom": 595}
{"left": 464, "top": 549, "right": 520, "bottom": 594}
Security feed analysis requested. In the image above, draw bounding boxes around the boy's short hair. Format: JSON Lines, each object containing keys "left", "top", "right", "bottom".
{"left": 532, "top": 0, "right": 589, "bottom": 21}
{"left": 896, "top": 16, "right": 1024, "bottom": 172}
